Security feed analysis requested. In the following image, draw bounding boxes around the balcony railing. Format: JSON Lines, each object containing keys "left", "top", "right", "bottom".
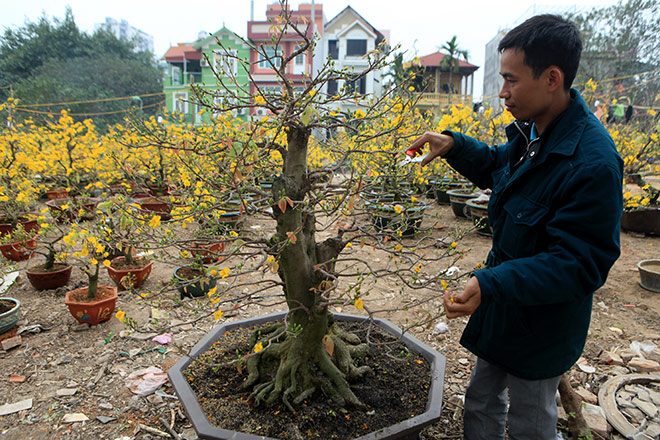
{"left": 414, "top": 92, "right": 472, "bottom": 108}
{"left": 165, "top": 72, "right": 203, "bottom": 87}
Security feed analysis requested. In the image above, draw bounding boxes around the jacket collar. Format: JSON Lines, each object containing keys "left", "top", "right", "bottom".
{"left": 505, "top": 89, "right": 590, "bottom": 163}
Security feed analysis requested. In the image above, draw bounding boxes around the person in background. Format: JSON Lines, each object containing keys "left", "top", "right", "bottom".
{"left": 407, "top": 14, "right": 622, "bottom": 440}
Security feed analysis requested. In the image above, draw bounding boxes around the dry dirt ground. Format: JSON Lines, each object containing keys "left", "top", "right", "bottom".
{"left": 0, "top": 197, "right": 659, "bottom": 440}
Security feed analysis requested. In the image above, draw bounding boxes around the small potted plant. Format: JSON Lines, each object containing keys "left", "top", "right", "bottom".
{"left": 621, "top": 183, "right": 660, "bottom": 235}
{"left": 0, "top": 223, "right": 37, "bottom": 262}
{"left": 97, "top": 196, "right": 155, "bottom": 290}
{"left": 25, "top": 213, "right": 72, "bottom": 290}
{"left": 173, "top": 256, "right": 221, "bottom": 299}
{"left": 62, "top": 224, "right": 118, "bottom": 325}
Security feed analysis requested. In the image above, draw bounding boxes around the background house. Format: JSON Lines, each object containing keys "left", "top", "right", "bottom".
{"left": 247, "top": 2, "right": 324, "bottom": 118}
{"left": 162, "top": 27, "right": 250, "bottom": 124}
{"left": 322, "top": 6, "right": 388, "bottom": 113}
{"left": 410, "top": 51, "right": 479, "bottom": 113}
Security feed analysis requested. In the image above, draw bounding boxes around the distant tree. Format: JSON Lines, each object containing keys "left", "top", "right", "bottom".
{"left": 0, "top": 7, "right": 162, "bottom": 130}
{"left": 438, "top": 36, "right": 469, "bottom": 101}
{"left": 573, "top": 0, "right": 660, "bottom": 105}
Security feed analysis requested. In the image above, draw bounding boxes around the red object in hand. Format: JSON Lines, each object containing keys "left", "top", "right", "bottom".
{"left": 405, "top": 146, "right": 422, "bottom": 157}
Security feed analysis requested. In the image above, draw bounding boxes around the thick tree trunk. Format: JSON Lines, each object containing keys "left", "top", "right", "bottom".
{"left": 243, "top": 124, "right": 369, "bottom": 409}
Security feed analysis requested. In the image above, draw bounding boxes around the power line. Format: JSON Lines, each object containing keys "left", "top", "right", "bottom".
{"left": 14, "top": 99, "right": 165, "bottom": 117}
{"left": 14, "top": 91, "right": 165, "bottom": 108}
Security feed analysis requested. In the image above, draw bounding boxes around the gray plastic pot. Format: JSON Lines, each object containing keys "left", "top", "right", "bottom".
{"left": 168, "top": 311, "right": 446, "bottom": 440}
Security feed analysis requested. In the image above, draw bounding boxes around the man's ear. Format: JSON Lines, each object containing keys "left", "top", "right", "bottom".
{"left": 546, "top": 66, "right": 564, "bottom": 92}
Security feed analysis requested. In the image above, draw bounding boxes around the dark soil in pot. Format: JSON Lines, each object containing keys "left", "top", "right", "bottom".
{"left": 27, "top": 263, "right": 70, "bottom": 274}
{"left": 185, "top": 320, "right": 431, "bottom": 440}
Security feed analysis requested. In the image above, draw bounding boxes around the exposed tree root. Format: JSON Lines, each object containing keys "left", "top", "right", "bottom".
{"left": 243, "top": 320, "right": 373, "bottom": 410}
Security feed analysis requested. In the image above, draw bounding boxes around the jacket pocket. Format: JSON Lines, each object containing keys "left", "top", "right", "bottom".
{"left": 498, "top": 194, "right": 549, "bottom": 258}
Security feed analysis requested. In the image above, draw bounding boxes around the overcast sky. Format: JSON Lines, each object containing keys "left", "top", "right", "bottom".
{"left": 1, "top": 0, "right": 614, "bottom": 100}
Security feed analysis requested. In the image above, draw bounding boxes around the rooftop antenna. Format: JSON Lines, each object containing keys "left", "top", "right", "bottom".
{"left": 251, "top": 0, "right": 254, "bottom": 21}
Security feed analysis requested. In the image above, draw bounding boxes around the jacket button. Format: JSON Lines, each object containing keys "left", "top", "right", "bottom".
{"left": 517, "top": 213, "right": 522, "bottom": 218}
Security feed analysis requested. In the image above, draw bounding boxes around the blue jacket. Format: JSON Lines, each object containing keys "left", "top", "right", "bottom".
{"left": 444, "top": 90, "right": 622, "bottom": 379}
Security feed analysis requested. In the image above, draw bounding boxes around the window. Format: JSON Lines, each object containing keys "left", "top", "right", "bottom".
{"left": 172, "top": 66, "right": 181, "bottom": 85}
{"left": 294, "top": 45, "right": 306, "bottom": 74}
{"left": 173, "top": 92, "right": 188, "bottom": 114}
{"left": 214, "top": 49, "right": 237, "bottom": 76}
{"left": 328, "top": 40, "right": 338, "bottom": 59}
{"left": 259, "top": 46, "right": 281, "bottom": 69}
{"left": 327, "top": 80, "right": 338, "bottom": 96}
{"left": 346, "top": 39, "right": 367, "bottom": 57}
{"left": 345, "top": 76, "right": 366, "bottom": 95}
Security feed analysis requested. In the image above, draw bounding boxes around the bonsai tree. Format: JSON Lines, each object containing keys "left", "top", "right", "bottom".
{"left": 62, "top": 221, "right": 112, "bottom": 300}
{"left": 119, "top": 0, "right": 465, "bottom": 413}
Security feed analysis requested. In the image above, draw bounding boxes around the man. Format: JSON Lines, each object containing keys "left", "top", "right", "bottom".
{"left": 408, "top": 15, "right": 622, "bottom": 439}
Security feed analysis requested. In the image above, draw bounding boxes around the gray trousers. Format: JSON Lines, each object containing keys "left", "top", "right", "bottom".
{"left": 463, "top": 358, "right": 562, "bottom": 440}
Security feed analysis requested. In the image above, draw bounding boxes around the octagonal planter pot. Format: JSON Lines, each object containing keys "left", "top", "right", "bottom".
{"left": 168, "top": 311, "right": 446, "bottom": 440}
{"left": 64, "top": 285, "right": 118, "bottom": 325}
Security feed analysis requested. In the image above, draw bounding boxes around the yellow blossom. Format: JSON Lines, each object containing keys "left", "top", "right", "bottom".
{"left": 255, "top": 95, "right": 266, "bottom": 105}
{"left": 149, "top": 215, "right": 161, "bottom": 228}
{"left": 214, "top": 310, "right": 224, "bottom": 320}
{"left": 103, "top": 259, "right": 111, "bottom": 267}
{"left": 115, "top": 310, "right": 125, "bottom": 322}
{"left": 354, "top": 298, "right": 364, "bottom": 310}
{"left": 90, "top": 258, "right": 98, "bottom": 265}
{"left": 253, "top": 342, "right": 264, "bottom": 352}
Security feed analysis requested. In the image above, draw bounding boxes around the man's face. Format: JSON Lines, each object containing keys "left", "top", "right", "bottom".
{"left": 498, "top": 48, "right": 551, "bottom": 122}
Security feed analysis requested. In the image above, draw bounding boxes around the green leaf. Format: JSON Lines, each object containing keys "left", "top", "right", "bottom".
{"left": 301, "top": 106, "right": 314, "bottom": 125}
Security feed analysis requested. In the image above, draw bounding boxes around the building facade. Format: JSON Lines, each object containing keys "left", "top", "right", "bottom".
{"left": 321, "top": 6, "right": 387, "bottom": 113}
{"left": 161, "top": 2, "right": 388, "bottom": 123}
{"left": 95, "top": 17, "right": 154, "bottom": 54}
{"left": 411, "top": 51, "right": 479, "bottom": 113}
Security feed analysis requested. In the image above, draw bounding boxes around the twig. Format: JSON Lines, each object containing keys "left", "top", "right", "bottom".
{"left": 159, "top": 416, "right": 181, "bottom": 439}
{"left": 138, "top": 423, "right": 170, "bottom": 438}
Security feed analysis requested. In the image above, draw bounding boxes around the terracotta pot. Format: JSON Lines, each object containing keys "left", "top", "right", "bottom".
{"left": 45, "top": 189, "right": 69, "bottom": 200}
{"left": 0, "top": 238, "right": 37, "bottom": 261}
{"left": 45, "top": 197, "right": 99, "bottom": 222}
{"left": 64, "top": 285, "right": 118, "bottom": 325}
{"left": 168, "top": 312, "right": 446, "bottom": 440}
{"left": 0, "top": 218, "right": 39, "bottom": 237}
{"left": 189, "top": 240, "right": 225, "bottom": 264}
{"left": 106, "top": 256, "right": 153, "bottom": 290}
{"left": 135, "top": 196, "right": 172, "bottom": 221}
{"left": 26, "top": 263, "right": 73, "bottom": 291}
{"left": 0, "top": 297, "right": 21, "bottom": 335}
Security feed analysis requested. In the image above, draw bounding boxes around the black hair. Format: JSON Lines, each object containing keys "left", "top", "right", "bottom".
{"left": 498, "top": 14, "right": 582, "bottom": 90}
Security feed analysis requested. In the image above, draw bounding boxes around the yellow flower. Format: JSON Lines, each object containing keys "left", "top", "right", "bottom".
{"left": 451, "top": 242, "right": 457, "bottom": 248}
{"left": 149, "top": 215, "right": 161, "bottom": 228}
{"left": 255, "top": 95, "right": 266, "bottom": 105}
{"left": 355, "top": 298, "right": 364, "bottom": 310}
{"left": 103, "top": 259, "right": 111, "bottom": 267}
{"left": 115, "top": 310, "right": 125, "bottom": 322}
{"left": 206, "top": 287, "right": 217, "bottom": 297}
{"left": 414, "top": 264, "right": 422, "bottom": 273}
{"left": 408, "top": 86, "right": 415, "bottom": 92}
{"left": 394, "top": 205, "right": 404, "bottom": 214}
{"left": 253, "top": 342, "right": 264, "bottom": 353}
{"left": 623, "top": 192, "right": 633, "bottom": 200}
{"left": 411, "top": 196, "right": 418, "bottom": 203}
{"left": 219, "top": 267, "right": 230, "bottom": 279}
{"left": 213, "top": 310, "right": 224, "bottom": 320}
{"left": 440, "top": 280, "right": 449, "bottom": 290}
{"left": 90, "top": 258, "right": 98, "bottom": 265}
{"left": 309, "top": 89, "right": 317, "bottom": 97}
{"left": 647, "top": 109, "right": 656, "bottom": 116}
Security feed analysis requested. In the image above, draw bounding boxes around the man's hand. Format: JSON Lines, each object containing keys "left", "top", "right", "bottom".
{"left": 444, "top": 276, "right": 482, "bottom": 319}
{"left": 407, "top": 131, "right": 455, "bottom": 167}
